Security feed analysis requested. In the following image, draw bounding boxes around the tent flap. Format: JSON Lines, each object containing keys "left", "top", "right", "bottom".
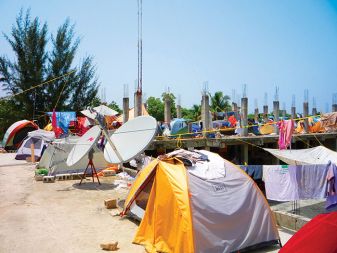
{"left": 133, "top": 161, "right": 195, "bottom": 253}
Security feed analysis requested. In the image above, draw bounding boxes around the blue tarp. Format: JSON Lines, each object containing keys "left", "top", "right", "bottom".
{"left": 46, "top": 111, "right": 76, "bottom": 134}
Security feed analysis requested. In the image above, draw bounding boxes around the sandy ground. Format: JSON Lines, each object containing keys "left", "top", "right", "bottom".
{"left": 0, "top": 153, "right": 294, "bottom": 253}
{"left": 0, "top": 154, "right": 144, "bottom": 253}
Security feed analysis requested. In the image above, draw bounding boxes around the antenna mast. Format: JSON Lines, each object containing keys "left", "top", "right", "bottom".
{"left": 137, "top": 0, "right": 143, "bottom": 95}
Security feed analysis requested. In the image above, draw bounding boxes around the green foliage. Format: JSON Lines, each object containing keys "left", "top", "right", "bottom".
{"left": 209, "top": 91, "right": 231, "bottom": 112}
{"left": 45, "top": 19, "right": 78, "bottom": 111}
{"left": 0, "top": 99, "right": 23, "bottom": 140}
{"left": 90, "top": 96, "right": 102, "bottom": 107}
{"left": 107, "top": 100, "right": 122, "bottom": 114}
{"left": 146, "top": 96, "right": 164, "bottom": 121}
{"left": 0, "top": 9, "right": 48, "bottom": 121}
{"left": 69, "top": 56, "right": 98, "bottom": 111}
{"left": 0, "top": 9, "right": 99, "bottom": 130}
{"left": 190, "top": 104, "right": 201, "bottom": 121}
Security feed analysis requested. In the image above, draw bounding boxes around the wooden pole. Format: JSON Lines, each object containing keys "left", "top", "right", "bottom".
{"left": 31, "top": 143, "right": 35, "bottom": 163}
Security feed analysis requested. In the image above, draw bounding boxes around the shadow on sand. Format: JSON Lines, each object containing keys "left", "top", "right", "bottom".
{"left": 72, "top": 181, "right": 117, "bottom": 191}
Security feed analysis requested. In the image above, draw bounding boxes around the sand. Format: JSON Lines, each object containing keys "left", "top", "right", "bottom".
{"left": 0, "top": 154, "right": 144, "bottom": 253}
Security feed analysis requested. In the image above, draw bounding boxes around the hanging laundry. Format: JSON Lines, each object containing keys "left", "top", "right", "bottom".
{"left": 291, "top": 164, "right": 328, "bottom": 199}
{"left": 321, "top": 112, "right": 337, "bottom": 132}
{"left": 263, "top": 165, "right": 298, "bottom": 201}
{"left": 278, "top": 120, "right": 294, "bottom": 150}
{"left": 240, "top": 165, "right": 263, "bottom": 180}
{"left": 326, "top": 162, "right": 337, "bottom": 210}
{"left": 47, "top": 111, "right": 76, "bottom": 134}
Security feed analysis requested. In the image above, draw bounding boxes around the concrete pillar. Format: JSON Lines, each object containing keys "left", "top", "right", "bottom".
{"left": 312, "top": 107, "right": 317, "bottom": 116}
{"left": 263, "top": 105, "right": 268, "bottom": 123}
{"left": 241, "top": 97, "right": 248, "bottom": 137}
{"left": 282, "top": 109, "right": 286, "bottom": 119}
{"left": 233, "top": 102, "right": 239, "bottom": 120}
{"left": 291, "top": 106, "right": 296, "bottom": 119}
{"left": 122, "top": 97, "right": 129, "bottom": 123}
{"left": 332, "top": 104, "right": 337, "bottom": 112}
{"left": 134, "top": 92, "right": 142, "bottom": 118}
{"left": 202, "top": 94, "right": 210, "bottom": 137}
{"left": 303, "top": 102, "right": 309, "bottom": 133}
{"left": 273, "top": 101, "right": 280, "bottom": 134}
{"left": 254, "top": 108, "right": 259, "bottom": 122}
{"left": 164, "top": 96, "right": 171, "bottom": 124}
{"left": 241, "top": 144, "right": 249, "bottom": 165}
{"left": 176, "top": 105, "right": 182, "bottom": 118}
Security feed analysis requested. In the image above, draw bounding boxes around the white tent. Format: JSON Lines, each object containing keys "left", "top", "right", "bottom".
{"left": 264, "top": 145, "right": 337, "bottom": 165}
{"left": 38, "top": 136, "right": 108, "bottom": 175}
{"left": 15, "top": 130, "right": 55, "bottom": 161}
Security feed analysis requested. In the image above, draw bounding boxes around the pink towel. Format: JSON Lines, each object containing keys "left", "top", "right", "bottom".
{"left": 278, "top": 120, "right": 294, "bottom": 150}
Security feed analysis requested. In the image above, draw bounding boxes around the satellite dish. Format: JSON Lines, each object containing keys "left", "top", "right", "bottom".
{"left": 66, "top": 125, "right": 101, "bottom": 166}
{"left": 104, "top": 116, "right": 157, "bottom": 164}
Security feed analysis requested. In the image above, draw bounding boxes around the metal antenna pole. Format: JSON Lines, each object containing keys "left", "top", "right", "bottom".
{"left": 140, "top": 0, "right": 143, "bottom": 94}
{"left": 91, "top": 109, "right": 124, "bottom": 163}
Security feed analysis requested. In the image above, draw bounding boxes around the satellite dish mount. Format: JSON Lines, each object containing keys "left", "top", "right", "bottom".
{"left": 79, "top": 148, "right": 101, "bottom": 185}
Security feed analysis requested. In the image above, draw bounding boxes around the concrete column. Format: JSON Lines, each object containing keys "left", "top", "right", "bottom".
{"left": 282, "top": 109, "right": 286, "bottom": 119}
{"left": 176, "top": 105, "right": 182, "bottom": 118}
{"left": 122, "top": 97, "right": 129, "bottom": 123}
{"left": 263, "top": 105, "right": 268, "bottom": 123}
{"left": 254, "top": 108, "right": 259, "bottom": 122}
{"left": 164, "top": 96, "right": 171, "bottom": 124}
{"left": 202, "top": 94, "right": 210, "bottom": 137}
{"left": 303, "top": 102, "right": 309, "bottom": 133}
{"left": 332, "top": 104, "right": 337, "bottom": 112}
{"left": 312, "top": 107, "right": 317, "bottom": 116}
{"left": 241, "top": 144, "right": 249, "bottom": 165}
{"left": 233, "top": 102, "right": 239, "bottom": 120}
{"left": 241, "top": 97, "right": 248, "bottom": 136}
{"left": 273, "top": 101, "right": 280, "bottom": 134}
{"left": 291, "top": 106, "right": 296, "bottom": 119}
{"left": 134, "top": 92, "right": 142, "bottom": 118}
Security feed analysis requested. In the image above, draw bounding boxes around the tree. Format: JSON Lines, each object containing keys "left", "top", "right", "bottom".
{"left": 0, "top": 9, "right": 48, "bottom": 121}
{"left": 0, "top": 9, "right": 99, "bottom": 128}
{"left": 190, "top": 104, "right": 201, "bottom": 121}
{"left": 45, "top": 19, "right": 78, "bottom": 111}
{"left": 209, "top": 91, "right": 231, "bottom": 113}
{"left": 70, "top": 56, "right": 98, "bottom": 112}
{"left": 107, "top": 100, "right": 122, "bottom": 114}
{"left": 146, "top": 96, "right": 164, "bottom": 121}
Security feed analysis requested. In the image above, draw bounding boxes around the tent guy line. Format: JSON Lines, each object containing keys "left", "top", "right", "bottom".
{"left": 0, "top": 68, "right": 77, "bottom": 101}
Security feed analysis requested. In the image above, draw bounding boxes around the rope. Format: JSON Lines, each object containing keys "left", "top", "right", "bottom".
{"left": 1, "top": 69, "right": 76, "bottom": 101}
{"left": 53, "top": 78, "right": 68, "bottom": 109}
{"left": 162, "top": 114, "right": 321, "bottom": 139}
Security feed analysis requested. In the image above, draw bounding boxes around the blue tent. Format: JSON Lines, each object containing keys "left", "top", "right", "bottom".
{"left": 170, "top": 118, "right": 189, "bottom": 135}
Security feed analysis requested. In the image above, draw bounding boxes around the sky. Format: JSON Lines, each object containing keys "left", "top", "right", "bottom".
{"left": 1, "top": 0, "right": 337, "bottom": 113}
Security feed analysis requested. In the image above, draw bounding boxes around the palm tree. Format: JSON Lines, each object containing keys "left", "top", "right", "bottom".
{"left": 191, "top": 104, "right": 201, "bottom": 121}
{"left": 209, "top": 91, "right": 231, "bottom": 113}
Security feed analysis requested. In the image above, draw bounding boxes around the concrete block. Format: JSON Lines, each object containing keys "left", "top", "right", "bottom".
{"left": 64, "top": 174, "right": 73, "bottom": 180}
{"left": 71, "top": 173, "right": 83, "bottom": 180}
{"left": 273, "top": 210, "right": 310, "bottom": 231}
{"left": 103, "top": 170, "right": 116, "bottom": 177}
{"left": 43, "top": 176, "right": 55, "bottom": 183}
{"left": 104, "top": 199, "right": 117, "bottom": 209}
{"left": 34, "top": 175, "right": 44, "bottom": 181}
{"left": 56, "top": 174, "right": 66, "bottom": 181}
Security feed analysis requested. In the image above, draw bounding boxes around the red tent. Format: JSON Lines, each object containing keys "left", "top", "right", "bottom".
{"left": 280, "top": 211, "right": 337, "bottom": 253}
